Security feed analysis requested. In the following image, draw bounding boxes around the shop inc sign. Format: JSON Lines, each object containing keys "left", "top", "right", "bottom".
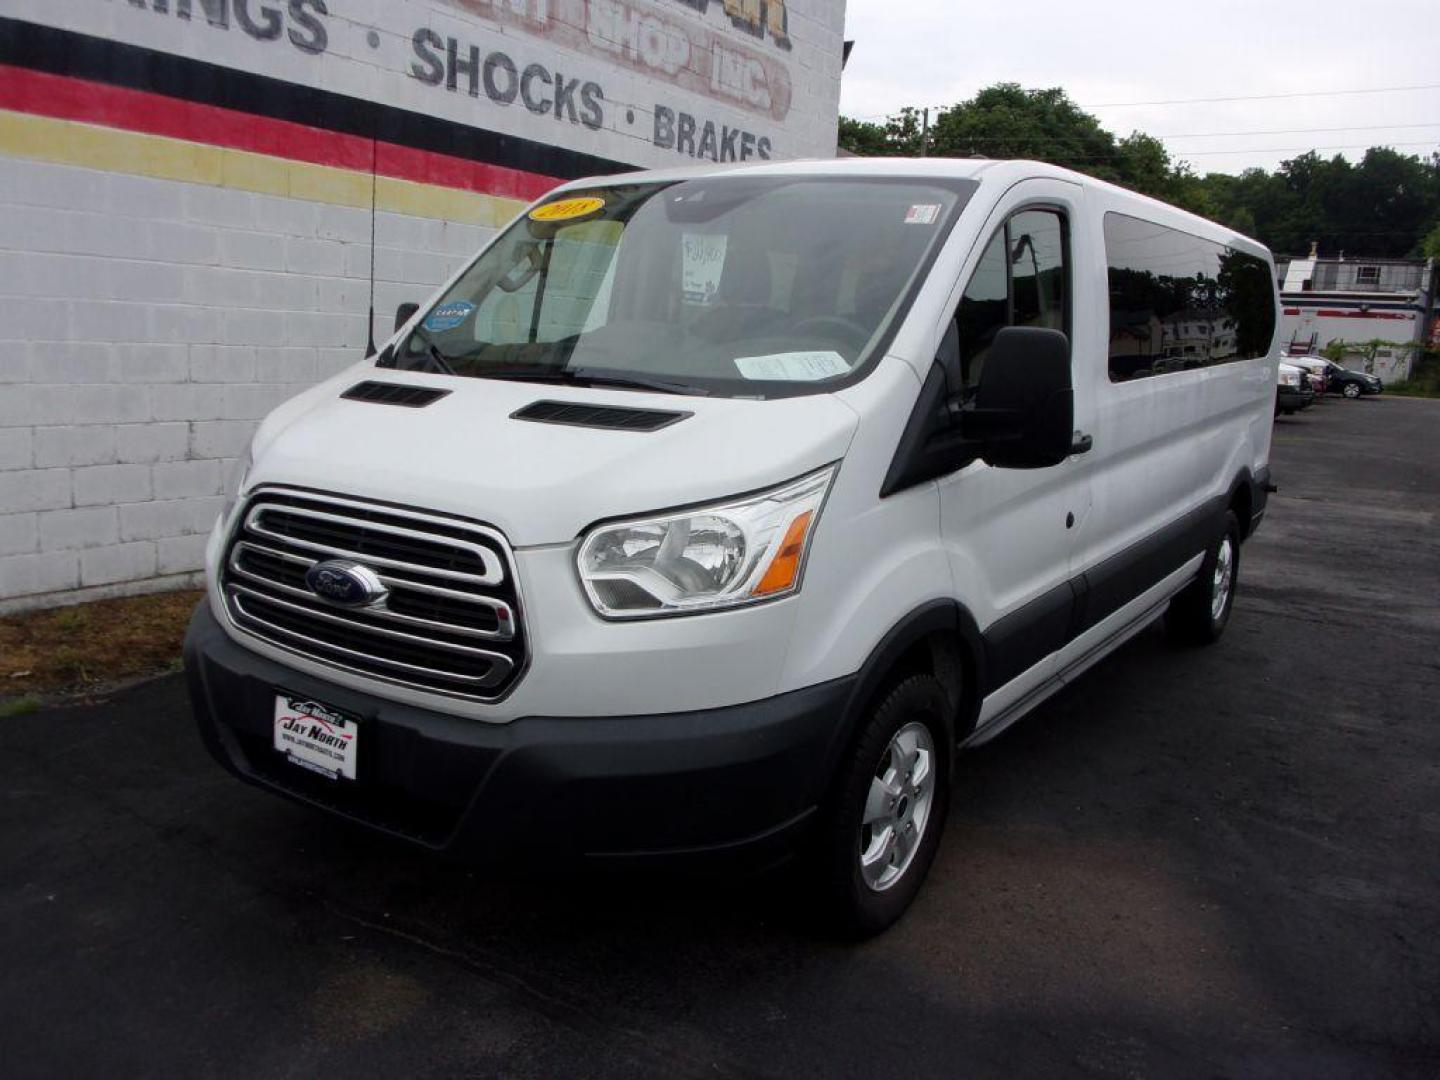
{"left": 445, "top": 0, "right": 793, "bottom": 120}
{"left": 107, "top": 0, "right": 811, "bottom": 162}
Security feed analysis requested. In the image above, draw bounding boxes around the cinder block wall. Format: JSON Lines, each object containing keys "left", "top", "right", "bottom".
{"left": 0, "top": 0, "right": 845, "bottom": 612}
{"left": 0, "top": 156, "right": 492, "bottom": 611}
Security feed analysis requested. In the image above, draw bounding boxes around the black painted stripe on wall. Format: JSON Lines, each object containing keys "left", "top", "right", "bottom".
{"left": 0, "top": 16, "right": 631, "bottom": 182}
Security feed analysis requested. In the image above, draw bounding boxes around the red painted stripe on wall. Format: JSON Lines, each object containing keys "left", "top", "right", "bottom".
{"left": 0, "top": 63, "right": 560, "bottom": 202}
{"left": 1312, "top": 310, "right": 1413, "bottom": 320}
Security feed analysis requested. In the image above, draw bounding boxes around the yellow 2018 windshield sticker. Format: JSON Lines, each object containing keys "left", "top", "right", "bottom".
{"left": 529, "top": 196, "right": 606, "bottom": 222}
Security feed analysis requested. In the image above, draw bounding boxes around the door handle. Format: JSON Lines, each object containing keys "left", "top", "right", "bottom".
{"left": 1070, "top": 431, "right": 1094, "bottom": 455}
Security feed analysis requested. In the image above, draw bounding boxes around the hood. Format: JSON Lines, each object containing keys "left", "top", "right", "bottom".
{"left": 246, "top": 370, "right": 859, "bottom": 547}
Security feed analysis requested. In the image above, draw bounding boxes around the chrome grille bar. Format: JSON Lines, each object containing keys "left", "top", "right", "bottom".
{"left": 221, "top": 488, "right": 527, "bottom": 701}
{"left": 244, "top": 504, "right": 505, "bottom": 586}
{"left": 232, "top": 595, "right": 513, "bottom": 689}
{"left": 229, "top": 543, "right": 514, "bottom": 641}
{"left": 230, "top": 582, "right": 511, "bottom": 658}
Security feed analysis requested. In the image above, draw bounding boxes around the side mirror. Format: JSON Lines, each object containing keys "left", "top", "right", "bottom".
{"left": 959, "top": 327, "right": 1074, "bottom": 469}
{"left": 394, "top": 302, "right": 420, "bottom": 332}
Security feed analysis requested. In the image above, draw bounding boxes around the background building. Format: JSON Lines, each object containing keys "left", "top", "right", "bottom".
{"left": 1276, "top": 246, "right": 1437, "bottom": 379}
{"left": 0, "top": 0, "right": 846, "bottom": 612}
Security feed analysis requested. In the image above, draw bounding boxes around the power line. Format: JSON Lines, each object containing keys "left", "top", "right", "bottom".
{"left": 1174, "top": 140, "right": 1438, "bottom": 156}
{"left": 1159, "top": 122, "right": 1440, "bottom": 140}
{"left": 1085, "top": 83, "right": 1440, "bottom": 108}
{"left": 842, "top": 120, "right": 1440, "bottom": 145}
{"left": 846, "top": 87, "right": 1440, "bottom": 124}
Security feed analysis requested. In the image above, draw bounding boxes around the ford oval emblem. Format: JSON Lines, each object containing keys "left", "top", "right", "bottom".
{"left": 304, "top": 560, "right": 388, "bottom": 607}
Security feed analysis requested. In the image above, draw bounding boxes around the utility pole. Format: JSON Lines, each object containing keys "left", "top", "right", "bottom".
{"left": 919, "top": 107, "right": 929, "bottom": 157}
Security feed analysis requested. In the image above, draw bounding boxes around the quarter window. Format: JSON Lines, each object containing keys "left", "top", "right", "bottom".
{"left": 1105, "top": 213, "right": 1276, "bottom": 382}
{"left": 954, "top": 208, "right": 1069, "bottom": 395}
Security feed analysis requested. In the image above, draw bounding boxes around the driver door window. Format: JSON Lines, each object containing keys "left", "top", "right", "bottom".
{"left": 953, "top": 208, "right": 1069, "bottom": 396}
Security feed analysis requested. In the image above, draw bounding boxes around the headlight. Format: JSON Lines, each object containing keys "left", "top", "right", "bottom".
{"left": 577, "top": 465, "right": 837, "bottom": 618}
{"left": 220, "top": 444, "right": 253, "bottom": 523}
{"left": 1279, "top": 371, "right": 1301, "bottom": 388}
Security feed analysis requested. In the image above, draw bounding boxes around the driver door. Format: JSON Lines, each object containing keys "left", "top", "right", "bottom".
{"left": 937, "top": 180, "right": 1094, "bottom": 723}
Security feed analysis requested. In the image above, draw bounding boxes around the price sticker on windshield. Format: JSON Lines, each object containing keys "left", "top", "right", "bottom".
{"left": 735, "top": 351, "right": 851, "bottom": 381}
{"left": 530, "top": 196, "right": 606, "bottom": 222}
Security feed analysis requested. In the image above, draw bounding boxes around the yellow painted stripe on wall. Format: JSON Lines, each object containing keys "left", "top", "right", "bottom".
{"left": 0, "top": 109, "right": 527, "bottom": 226}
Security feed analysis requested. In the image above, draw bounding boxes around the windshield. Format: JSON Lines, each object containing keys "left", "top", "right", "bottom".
{"left": 383, "top": 176, "right": 975, "bottom": 397}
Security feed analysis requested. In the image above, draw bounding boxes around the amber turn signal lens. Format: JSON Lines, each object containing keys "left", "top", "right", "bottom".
{"left": 752, "top": 510, "right": 814, "bottom": 597}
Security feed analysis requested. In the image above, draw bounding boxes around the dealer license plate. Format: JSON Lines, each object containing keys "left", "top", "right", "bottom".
{"left": 273, "top": 693, "right": 359, "bottom": 781}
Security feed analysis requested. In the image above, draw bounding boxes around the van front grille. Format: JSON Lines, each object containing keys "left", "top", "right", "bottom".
{"left": 221, "top": 490, "right": 526, "bottom": 700}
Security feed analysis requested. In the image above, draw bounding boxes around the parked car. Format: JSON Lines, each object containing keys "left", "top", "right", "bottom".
{"left": 1285, "top": 356, "right": 1329, "bottom": 396}
{"left": 1276, "top": 362, "right": 1316, "bottom": 415}
{"left": 1322, "top": 360, "right": 1383, "bottom": 398}
{"left": 185, "top": 160, "right": 1280, "bottom": 936}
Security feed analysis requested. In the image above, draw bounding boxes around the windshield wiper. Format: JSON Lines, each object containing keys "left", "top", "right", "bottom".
{"left": 389, "top": 325, "right": 456, "bottom": 377}
{"left": 473, "top": 367, "right": 708, "bottom": 397}
{"left": 569, "top": 369, "right": 710, "bottom": 396}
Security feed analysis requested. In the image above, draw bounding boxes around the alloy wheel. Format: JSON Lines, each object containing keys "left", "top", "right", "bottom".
{"left": 1211, "top": 534, "right": 1235, "bottom": 622}
{"left": 858, "top": 720, "right": 936, "bottom": 892}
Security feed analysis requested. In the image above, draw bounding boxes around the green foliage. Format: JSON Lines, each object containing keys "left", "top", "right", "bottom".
{"left": 1385, "top": 350, "right": 1440, "bottom": 397}
{"left": 1323, "top": 338, "right": 1422, "bottom": 365}
{"left": 837, "top": 111, "right": 923, "bottom": 157}
{"left": 0, "top": 697, "right": 40, "bottom": 719}
{"left": 1422, "top": 222, "right": 1440, "bottom": 261}
{"left": 840, "top": 87, "right": 1440, "bottom": 257}
{"left": 927, "top": 85, "right": 1123, "bottom": 178}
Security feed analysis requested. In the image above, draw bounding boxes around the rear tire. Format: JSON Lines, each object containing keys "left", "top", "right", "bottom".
{"left": 813, "top": 675, "right": 951, "bottom": 938}
{"left": 1165, "top": 510, "right": 1240, "bottom": 646}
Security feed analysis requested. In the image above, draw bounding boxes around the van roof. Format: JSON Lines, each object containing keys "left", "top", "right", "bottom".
{"left": 548, "top": 157, "right": 1273, "bottom": 259}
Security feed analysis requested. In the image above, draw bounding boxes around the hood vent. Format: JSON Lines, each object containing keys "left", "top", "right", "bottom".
{"left": 341, "top": 381, "right": 451, "bottom": 408}
{"left": 511, "top": 400, "right": 691, "bottom": 432}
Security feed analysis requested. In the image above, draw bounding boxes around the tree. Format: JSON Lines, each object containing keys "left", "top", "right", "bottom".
{"left": 1422, "top": 221, "right": 1440, "bottom": 261}
{"left": 839, "top": 85, "right": 1440, "bottom": 258}
{"left": 926, "top": 85, "right": 1136, "bottom": 187}
{"left": 837, "top": 116, "right": 896, "bottom": 157}
{"left": 1321, "top": 338, "right": 1422, "bottom": 376}
{"left": 837, "top": 110, "right": 925, "bottom": 157}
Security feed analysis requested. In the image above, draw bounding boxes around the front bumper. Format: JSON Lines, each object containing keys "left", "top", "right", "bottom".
{"left": 184, "top": 603, "right": 856, "bottom": 866}
{"left": 1277, "top": 386, "right": 1315, "bottom": 412}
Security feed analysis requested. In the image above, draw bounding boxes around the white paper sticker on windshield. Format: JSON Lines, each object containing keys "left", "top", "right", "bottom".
{"left": 681, "top": 233, "right": 728, "bottom": 305}
{"left": 905, "top": 204, "right": 941, "bottom": 225}
{"left": 735, "top": 351, "right": 851, "bottom": 381}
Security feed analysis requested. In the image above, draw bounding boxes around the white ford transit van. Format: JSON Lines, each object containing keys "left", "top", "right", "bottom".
{"left": 185, "top": 159, "right": 1279, "bottom": 935}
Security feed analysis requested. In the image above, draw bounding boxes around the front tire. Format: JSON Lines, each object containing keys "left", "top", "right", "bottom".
{"left": 1165, "top": 510, "right": 1240, "bottom": 646}
{"left": 814, "top": 675, "right": 951, "bottom": 938}
{"left": 1343, "top": 382, "right": 1361, "bottom": 399}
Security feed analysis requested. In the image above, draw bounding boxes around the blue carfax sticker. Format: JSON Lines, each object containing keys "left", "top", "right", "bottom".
{"left": 423, "top": 300, "right": 475, "bottom": 332}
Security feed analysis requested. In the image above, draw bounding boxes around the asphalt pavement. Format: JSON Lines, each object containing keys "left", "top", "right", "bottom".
{"left": 2, "top": 394, "right": 1438, "bottom": 1079}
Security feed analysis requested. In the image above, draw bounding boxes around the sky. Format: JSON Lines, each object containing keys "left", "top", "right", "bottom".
{"left": 838, "top": 0, "right": 1440, "bottom": 175}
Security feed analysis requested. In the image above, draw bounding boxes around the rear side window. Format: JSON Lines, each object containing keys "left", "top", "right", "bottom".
{"left": 1105, "top": 212, "right": 1276, "bottom": 383}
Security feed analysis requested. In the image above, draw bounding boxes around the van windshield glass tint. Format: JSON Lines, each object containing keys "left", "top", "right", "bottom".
{"left": 386, "top": 177, "right": 974, "bottom": 397}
